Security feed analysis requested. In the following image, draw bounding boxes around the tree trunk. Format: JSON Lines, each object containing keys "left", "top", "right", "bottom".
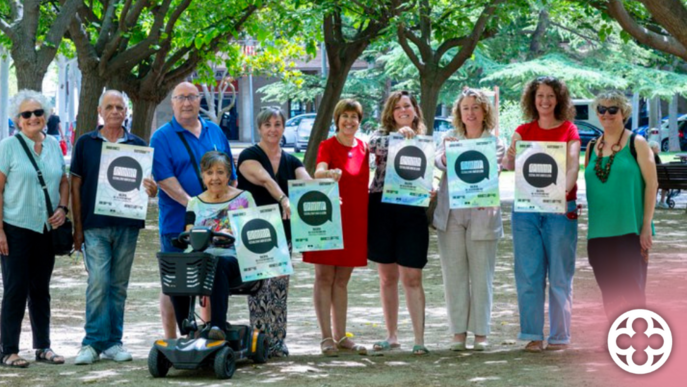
{"left": 129, "top": 97, "right": 160, "bottom": 142}
{"left": 419, "top": 75, "right": 442, "bottom": 136}
{"left": 302, "top": 59, "right": 352, "bottom": 174}
{"left": 76, "top": 69, "right": 107, "bottom": 138}
{"left": 528, "top": 9, "right": 549, "bottom": 60}
{"left": 13, "top": 59, "right": 46, "bottom": 91}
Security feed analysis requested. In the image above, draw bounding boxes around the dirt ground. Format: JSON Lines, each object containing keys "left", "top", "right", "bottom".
{"left": 1, "top": 180, "right": 686, "bottom": 386}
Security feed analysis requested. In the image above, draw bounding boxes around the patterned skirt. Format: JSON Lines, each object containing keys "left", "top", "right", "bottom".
{"left": 247, "top": 275, "right": 290, "bottom": 357}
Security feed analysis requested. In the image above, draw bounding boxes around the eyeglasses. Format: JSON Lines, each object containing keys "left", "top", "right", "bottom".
{"left": 172, "top": 95, "right": 200, "bottom": 102}
{"left": 19, "top": 109, "right": 45, "bottom": 119}
{"left": 597, "top": 106, "right": 620, "bottom": 115}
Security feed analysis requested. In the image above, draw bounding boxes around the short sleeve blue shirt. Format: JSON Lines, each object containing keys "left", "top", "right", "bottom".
{"left": 70, "top": 128, "right": 147, "bottom": 231}
{"left": 151, "top": 116, "right": 236, "bottom": 234}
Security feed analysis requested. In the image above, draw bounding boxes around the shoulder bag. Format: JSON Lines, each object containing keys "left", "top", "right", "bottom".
{"left": 15, "top": 134, "right": 73, "bottom": 256}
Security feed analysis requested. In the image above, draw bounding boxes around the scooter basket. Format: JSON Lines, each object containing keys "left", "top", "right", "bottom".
{"left": 157, "top": 252, "right": 218, "bottom": 296}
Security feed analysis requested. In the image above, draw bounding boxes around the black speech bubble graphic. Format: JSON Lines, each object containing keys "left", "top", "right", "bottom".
{"left": 523, "top": 152, "right": 558, "bottom": 188}
{"left": 241, "top": 218, "right": 278, "bottom": 255}
{"left": 455, "top": 150, "right": 490, "bottom": 184}
{"left": 297, "top": 191, "right": 332, "bottom": 226}
{"left": 107, "top": 156, "right": 143, "bottom": 192}
{"left": 394, "top": 145, "right": 427, "bottom": 181}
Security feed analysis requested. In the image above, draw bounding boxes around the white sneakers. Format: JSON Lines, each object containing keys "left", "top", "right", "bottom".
{"left": 101, "top": 345, "right": 133, "bottom": 362}
{"left": 74, "top": 345, "right": 99, "bottom": 365}
{"left": 75, "top": 344, "right": 132, "bottom": 365}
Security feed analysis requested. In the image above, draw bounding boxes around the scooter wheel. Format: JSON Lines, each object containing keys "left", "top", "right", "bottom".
{"left": 214, "top": 346, "right": 236, "bottom": 379}
{"left": 148, "top": 346, "right": 172, "bottom": 378}
{"left": 253, "top": 333, "right": 269, "bottom": 364}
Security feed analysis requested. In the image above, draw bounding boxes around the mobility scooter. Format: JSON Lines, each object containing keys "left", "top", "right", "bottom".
{"left": 148, "top": 227, "right": 269, "bottom": 379}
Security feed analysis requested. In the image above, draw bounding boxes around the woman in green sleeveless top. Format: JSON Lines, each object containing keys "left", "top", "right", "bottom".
{"left": 584, "top": 91, "right": 657, "bottom": 322}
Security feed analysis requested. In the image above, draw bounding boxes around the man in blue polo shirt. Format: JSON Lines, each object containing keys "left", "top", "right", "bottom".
{"left": 71, "top": 90, "right": 157, "bottom": 365}
{"left": 151, "top": 81, "right": 236, "bottom": 339}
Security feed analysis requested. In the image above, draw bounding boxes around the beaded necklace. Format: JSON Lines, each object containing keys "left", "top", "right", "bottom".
{"left": 594, "top": 130, "right": 624, "bottom": 183}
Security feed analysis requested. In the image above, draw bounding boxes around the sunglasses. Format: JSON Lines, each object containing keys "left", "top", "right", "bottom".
{"left": 597, "top": 106, "right": 620, "bottom": 115}
{"left": 19, "top": 109, "right": 45, "bottom": 119}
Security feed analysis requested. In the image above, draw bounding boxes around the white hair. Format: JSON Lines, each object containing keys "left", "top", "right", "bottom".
{"left": 9, "top": 89, "right": 52, "bottom": 118}
{"left": 648, "top": 140, "right": 660, "bottom": 152}
{"left": 98, "top": 89, "right": 130, "bottom": 108}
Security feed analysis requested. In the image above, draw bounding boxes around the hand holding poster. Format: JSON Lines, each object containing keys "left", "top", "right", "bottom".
{"left": 94, "top": 143, "right": 154, "bottom": 220}
{"left": 446, "top": 137, "right": 500, "bottom": 209}
{"left": 288, "top": 179, "right": 344, "bottom": 253}
{"left": 229, "top": 204, "right": 293, "bottom": 282}
{"left": 514, "top": 141, "right": 566, "bottom": 213}
{"left": 382, "top": 133, "right": 435, "bottom": 207}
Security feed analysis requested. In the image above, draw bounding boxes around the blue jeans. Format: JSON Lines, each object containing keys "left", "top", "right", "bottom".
{"left": 82, "top": 227, "right": 139, "bottom": 352}
{"left": 512, "top": 200, "right": 578, "bottom": 344}
{"left": 160, "top": 233, "right": 183, "bottom": 253}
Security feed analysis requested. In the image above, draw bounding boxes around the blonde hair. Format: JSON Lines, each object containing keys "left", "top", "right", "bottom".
{"left": 592, "top": 91, "right": 632, "bottom": 124}
{"left": 380, "top": 90, "right": 426, "bottom": 135}
{"left": 451, "top": 88, "right": 496, "bottom": 136}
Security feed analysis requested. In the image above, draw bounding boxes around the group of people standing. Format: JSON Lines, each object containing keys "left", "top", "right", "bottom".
{"left": 0, "top": 75, "right": 657, "bottom": 368}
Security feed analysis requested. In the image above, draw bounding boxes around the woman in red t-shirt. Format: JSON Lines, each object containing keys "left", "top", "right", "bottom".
{"left": 303, "top": 99, "right": 369, "bottom": 357}
{"left": 503, "top": 76, "right": 581, "bottom": 352}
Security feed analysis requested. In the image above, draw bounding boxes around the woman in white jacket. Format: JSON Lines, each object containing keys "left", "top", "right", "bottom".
{"left": 433, "top": 88, "right": 505, "bottom": 351}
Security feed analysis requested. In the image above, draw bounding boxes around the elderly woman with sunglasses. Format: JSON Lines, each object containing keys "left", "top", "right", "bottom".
{"left": 584, "top": 91, "right": 657, "bottom": 322}
{"left": 503, "top": 76, "right": 580, "bottom": 352}
{"left": 0, "top": 90, "right": 69, "bottom": 368}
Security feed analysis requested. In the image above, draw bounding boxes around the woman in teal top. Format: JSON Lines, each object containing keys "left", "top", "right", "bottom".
{"left": 584, "top": 91, "right": 657, "bottom": 322}
{"left": 0, "top": 90, "right": 70, "bottom": 367}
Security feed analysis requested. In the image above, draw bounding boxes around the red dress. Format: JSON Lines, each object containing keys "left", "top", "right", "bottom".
{"left": 302, "top": 136, "right": 369, "bottom": 267}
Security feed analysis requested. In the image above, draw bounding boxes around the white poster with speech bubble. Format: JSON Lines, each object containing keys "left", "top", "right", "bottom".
{"left": 288, "top": 179, "right": 344, "bottom": 253}
{"left": 446, "top": 138, "right": 500, "bottom": 209}
{"left": 229, "top": 204, "right": 293, "bottom": 282}
{"left": 94, "top": 142, "right": 154, "bottom": 220}
{"left": 514, "top": 141, "right": 566, "bottom": 213}
{"left": 382, "top": 133, "right": 435, "bottom": 207}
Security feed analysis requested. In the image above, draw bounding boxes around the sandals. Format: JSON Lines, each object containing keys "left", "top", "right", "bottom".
{"left": 372, "top": 340, "right": 401, "bottom": 351}
{"left": 320, "top": 337, "right": 339, "bottom": 357}
{"left": 35, "top": 348, "right": 65, "bottom": 364}
{"left": 337, "top": 337, "right": 367, "bottom": 355}
{"left": 412, "top": 345, "right": 430, "bottom": 356}
{"left": 2, "top": 354, "right": 29, "bottom": 368}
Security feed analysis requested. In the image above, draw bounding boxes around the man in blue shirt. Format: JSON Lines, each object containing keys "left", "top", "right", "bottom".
{"left": 72, "top": 90, "right": 157, "bottom": 365}
{"left": 151, "top": 81, "right": 236, "bottom": 339}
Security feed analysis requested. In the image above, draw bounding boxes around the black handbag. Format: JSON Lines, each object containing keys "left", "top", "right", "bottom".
{"left": 15, "top": 134, "right": 73, "bottom": 255}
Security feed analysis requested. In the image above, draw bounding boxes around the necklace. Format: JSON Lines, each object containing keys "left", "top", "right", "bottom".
{"left": 594, "top": 130, "right": 624, "bottom": 183}
{"left": 336, "top": 134, "right": 356, "bottom": 158}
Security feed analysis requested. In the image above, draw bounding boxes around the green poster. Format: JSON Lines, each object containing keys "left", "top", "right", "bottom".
{"left": 382, "top": 133, "right": 435, "bottom": 207}
{"left": 288, "top": 179, "right": 344, "bottom": 253}
{"left": 514, "top": 141, "right": 567, "bottom": 213}
{"left": 228, "top": 204, "right": 293, "bottom": 282}
{"left": 446, "top": 137, "right": 500, "bottom": 208}
{"left": 94, "top": 142, "right": 154, "bottom": 220}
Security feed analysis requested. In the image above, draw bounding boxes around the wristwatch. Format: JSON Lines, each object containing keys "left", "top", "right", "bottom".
{"left": 58, "top": 205, "right": 69, "bottom": 215}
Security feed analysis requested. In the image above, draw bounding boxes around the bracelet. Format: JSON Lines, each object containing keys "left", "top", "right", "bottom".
{"left": 58, "top": 205, "right": 69, "bottom": 215}
{"left": 278, "top": 194, "right": 287, "bottom": 204}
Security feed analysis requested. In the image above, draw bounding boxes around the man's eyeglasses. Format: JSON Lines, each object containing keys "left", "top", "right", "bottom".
{"left": 597, "top": 106, "right": 620, "bottom": 115}
{"left": 172, "top": 95, "right": 200, "bottom": 102}
{"left": 19, "top": 109, "right": 45, "bottom": 119}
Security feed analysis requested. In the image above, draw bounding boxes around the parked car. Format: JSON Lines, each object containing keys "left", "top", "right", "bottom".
{"left": 656, "top": 114, "right": 687, "bottom": 151}
{"left": 575, "top": 120, "right": 603, "bottom": 151}
{"left": 284, "top": 113, "right": 316, "bottom": 147}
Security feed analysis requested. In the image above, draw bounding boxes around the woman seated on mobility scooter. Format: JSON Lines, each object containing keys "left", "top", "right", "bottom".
{"left": 169, "top": 151, "right": 256, "bottom": 340}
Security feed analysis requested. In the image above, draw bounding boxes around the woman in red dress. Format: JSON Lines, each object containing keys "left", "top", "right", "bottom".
{"left": 303, "top": 99, "right": 369, "bottom": 357}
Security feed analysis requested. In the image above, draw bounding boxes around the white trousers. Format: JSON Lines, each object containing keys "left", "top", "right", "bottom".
{"left": 436, "top": 209, "right": 498, "bottom": 336}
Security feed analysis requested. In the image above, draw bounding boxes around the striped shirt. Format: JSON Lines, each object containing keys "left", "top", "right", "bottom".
{"left": 0, "top": 133, "right": 66, "bottom": 233}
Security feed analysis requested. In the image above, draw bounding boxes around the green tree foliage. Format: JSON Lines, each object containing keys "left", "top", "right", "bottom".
{"left": 0, "top": 0, "right": 81, "bottom": 91}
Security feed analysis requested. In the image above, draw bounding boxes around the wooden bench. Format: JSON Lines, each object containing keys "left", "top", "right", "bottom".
{"left": 657, "top": 163, "right": 687, "bottom": 211}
